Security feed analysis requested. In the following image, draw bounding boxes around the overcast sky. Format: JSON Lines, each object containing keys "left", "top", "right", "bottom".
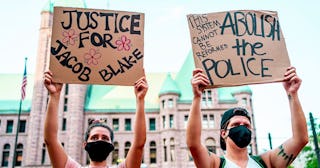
{"left": 0, "top": 0, "right": 319, "bottom": 152}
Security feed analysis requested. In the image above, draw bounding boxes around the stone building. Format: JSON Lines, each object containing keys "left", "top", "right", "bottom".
{"left": 0, "top": 0, "right": 257, "bottom": 167}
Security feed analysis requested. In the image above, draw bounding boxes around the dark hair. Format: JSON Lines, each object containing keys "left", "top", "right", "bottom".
{"left": 220, "top": 107, "right": 251, "bottom": 150}
{"left": 220, "top": 120, "right": 230, "bottom": 151}
{"left": 84, "top": 119, "right": 114, "bottom": 142}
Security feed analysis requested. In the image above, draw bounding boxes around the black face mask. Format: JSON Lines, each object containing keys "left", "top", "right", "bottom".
{"left": 228, "top": 125, "right": 252, "bottom": 148}
{"left": 85, "top": 141, "right": 114, "bottom": 162}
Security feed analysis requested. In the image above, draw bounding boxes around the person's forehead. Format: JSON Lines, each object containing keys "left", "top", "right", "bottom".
{"left": 228, "top": 116, "right": 250, "bottom": 124}
{"left": 89, "top": 126, "right": 111, "bottom": 137}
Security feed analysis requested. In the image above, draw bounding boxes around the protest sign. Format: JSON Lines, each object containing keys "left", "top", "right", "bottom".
{"left": 50, "top": 7, "right": 145, "bottom": 85}
{"left": 187, "top": 10, "right": 290, "bottom": 88}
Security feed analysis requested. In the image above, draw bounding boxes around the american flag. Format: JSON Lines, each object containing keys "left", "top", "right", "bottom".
{"left": 21, "top": 58, "right": 27, "bottom": 100}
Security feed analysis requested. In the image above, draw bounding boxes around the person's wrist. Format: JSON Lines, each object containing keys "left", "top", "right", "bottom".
{"left": 137, "top": 97, "right": 143, "bottom": 101}
{"left": 50, "top": 92, "right": 61, "bottom": 99}
{"left": 287, "top": 92, "right": 298, "bottom": 100}
{"left": 193, "top": 94, "right": 201, "bottom": 100}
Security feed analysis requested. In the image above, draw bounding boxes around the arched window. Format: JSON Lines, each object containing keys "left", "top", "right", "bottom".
{"left": 163, "top": 139, "right": 167, "bottom": 162}
{"left": 150, "top": 141, "right": 157, "bottom": 164}
{"left": 170, "top": 138, "right": 175, "bottom": 161}
{"left": 124, "top": 142, "right": 131, "bottom": 157}
{"left": 15, "top": 143, "right": 23, "bottom": 166}
{"left": 161, "top": 100, "right": 165, "bottom": 109}
{"left": 205, "top": 138, "right": 216, "bottom": 154}
{"left": 1, "top": 144, "right": 10, "bottom": 166}
{"left": 112, "top": 142, "right": 119, "bottom": 165}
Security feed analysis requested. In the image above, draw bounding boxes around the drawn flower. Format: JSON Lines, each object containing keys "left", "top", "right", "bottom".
{"left": 115, "top": 35, "right": 131, "bottom": 51}
{"left": 84, "top": 48, "right": 102, "bottom": 65}
{"left": 62, "top": 29, "right": 78, "bottom": 46}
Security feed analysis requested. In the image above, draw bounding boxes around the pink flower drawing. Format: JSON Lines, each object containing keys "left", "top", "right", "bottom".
{"left": 84, "top": 48, "right": 102, "bottom": 65}
{"left": 115, "top": 35, "right": 131, "bottom": 51}
{"left": 62, "top": 29, "right": 78, "bottom": 46}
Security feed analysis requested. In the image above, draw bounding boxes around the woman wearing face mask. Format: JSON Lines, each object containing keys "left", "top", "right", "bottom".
{"left": 186, "top": 67, "right": 308, "bottom": 168}
{"left": 43, "top": 70, "right": 148, "bottom": 168}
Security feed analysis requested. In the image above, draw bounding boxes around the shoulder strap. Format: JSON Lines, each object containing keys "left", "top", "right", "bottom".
{"left": 250, "top": 155, "right": 267, "bottom": 168}
{"left": 219, "top": 157, "right": 225, "bottom": 168}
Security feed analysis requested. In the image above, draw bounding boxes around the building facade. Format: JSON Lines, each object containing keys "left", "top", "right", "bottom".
{"left": 0, "top": 1, "right": 257, "bottom": 168}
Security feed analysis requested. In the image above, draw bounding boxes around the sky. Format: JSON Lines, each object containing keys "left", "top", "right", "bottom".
{"left": 0, "top": 0, "right": 319, "bottom": 153}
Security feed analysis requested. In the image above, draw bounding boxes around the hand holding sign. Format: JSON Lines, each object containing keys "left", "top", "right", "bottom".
{"left": 50, "top": 7, "right": 145, "bottom": 85}
{"left": 187, "top": 10, "right": 290, "bottom": 88}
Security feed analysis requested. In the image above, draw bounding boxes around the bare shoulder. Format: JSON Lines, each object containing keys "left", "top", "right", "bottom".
{"left": 209, "top": 153, "right": 222, "bottom": 168}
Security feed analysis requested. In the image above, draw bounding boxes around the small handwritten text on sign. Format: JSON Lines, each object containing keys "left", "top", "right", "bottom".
{"left": 187, "top": 10, "right": 290, "bottom": 88}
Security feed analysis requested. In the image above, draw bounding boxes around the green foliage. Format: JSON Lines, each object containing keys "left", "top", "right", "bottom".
{"left": 303, "top": 144, "right": 318, "bottom": 167}
{"left": 301, "top": 114, "right": 320, "bottom": 167}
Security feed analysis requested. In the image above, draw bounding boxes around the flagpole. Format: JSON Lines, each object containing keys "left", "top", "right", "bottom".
{"left": 12, "top": 57, "right": 27, "bottom": 168}
{"left": 12, "top": 99, "right": 23, "bottom": 168}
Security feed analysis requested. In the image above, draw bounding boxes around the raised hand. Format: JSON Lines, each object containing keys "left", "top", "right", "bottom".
{"left": 134, "top": 76, "right": 148, "bottom": 100}
{"left": 283, "top": 66, "right": 301, "bottom": 95}
{"left": 191, "top": 68, "right": 210, "bottom": 97}
{"left": 44, "top": 71, "right": 63, "bottom": 95}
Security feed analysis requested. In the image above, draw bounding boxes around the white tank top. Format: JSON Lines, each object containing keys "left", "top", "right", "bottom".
{"left": 224, "top": 156, "right": 263, "bottom": 168}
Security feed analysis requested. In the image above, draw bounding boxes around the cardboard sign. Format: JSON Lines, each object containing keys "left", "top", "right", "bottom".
{"left": 50, "top": 7, "right": 145, "bottom": 85}
{"left": 187, "top": 10, "right": 290, "bottom": 88}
